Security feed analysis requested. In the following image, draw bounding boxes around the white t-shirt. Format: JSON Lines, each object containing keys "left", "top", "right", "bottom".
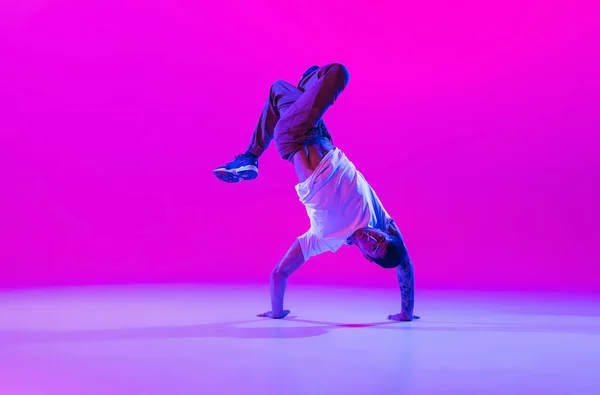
{"left": 296, "top": 148, "right": 393, "bottom": 261}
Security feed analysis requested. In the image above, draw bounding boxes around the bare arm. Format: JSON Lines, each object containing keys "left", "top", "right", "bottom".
{"left": 258, "top": 239, "right": 306, "bottom": 319}
{"left": 393, "top": 257, "right": 416, "bottom": 320}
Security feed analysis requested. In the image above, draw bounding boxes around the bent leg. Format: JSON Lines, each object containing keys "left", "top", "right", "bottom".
{"left": 246, "top": 80, "right": 303, "bottom": 157}
{"left": 214, "top": 80, "right": 303, "bottom": 183}
{"left": 274, "top": 63, "right": 350, "bottom": 158}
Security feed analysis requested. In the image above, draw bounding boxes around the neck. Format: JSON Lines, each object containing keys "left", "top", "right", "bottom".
{"left": 347, "top": 231, "right": 359, "bottom": 245}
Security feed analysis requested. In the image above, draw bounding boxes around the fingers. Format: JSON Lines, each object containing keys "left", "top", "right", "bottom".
{"left": 272, "top": 310, "right": 291, "bottom": 319}
{"left": 257, "top": 310, "right": 291, "bottom": 319}
{"left": 387, "top": 314, "right": 420, "bottom": 321}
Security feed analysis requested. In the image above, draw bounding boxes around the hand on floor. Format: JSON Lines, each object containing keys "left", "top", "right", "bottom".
{"left": 387, "top": 313, "right": 420, "bottom": 322}
{"left": 257, "top": 310, "right": 291, "bottom": 319}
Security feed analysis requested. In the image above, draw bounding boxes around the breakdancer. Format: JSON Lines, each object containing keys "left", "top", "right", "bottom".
{"left": 214, "top": 64, "right": 418, "bottom": 321}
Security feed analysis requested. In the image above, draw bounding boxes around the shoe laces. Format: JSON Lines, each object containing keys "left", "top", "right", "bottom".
{"left": 235, "top": 153, "right": 256, "bottom": 160}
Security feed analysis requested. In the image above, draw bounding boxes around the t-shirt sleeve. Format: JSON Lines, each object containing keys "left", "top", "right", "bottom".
{"left": 297, "top": 229, "right": 331, "bottom": 261}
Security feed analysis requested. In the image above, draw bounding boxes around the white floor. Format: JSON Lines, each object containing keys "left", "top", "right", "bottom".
{"left": 0, "top": 284, "right": 599, "bottom": 395}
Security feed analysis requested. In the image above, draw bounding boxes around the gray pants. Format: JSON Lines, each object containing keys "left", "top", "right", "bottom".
{"left": 246, "top": 63, "right": 350, "bottom": 161}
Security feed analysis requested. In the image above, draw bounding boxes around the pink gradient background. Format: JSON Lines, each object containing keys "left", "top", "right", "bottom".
{"left": 1, "top": 1, "right": 598, "bottom": 291}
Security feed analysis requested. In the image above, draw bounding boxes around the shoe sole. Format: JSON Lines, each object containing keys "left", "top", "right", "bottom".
{"left": 213, "top": 165, "right": 258, "bottom": 183}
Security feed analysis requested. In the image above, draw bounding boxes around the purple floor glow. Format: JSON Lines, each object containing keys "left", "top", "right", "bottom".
{"left": 1, "top": 285, "right": 599, "bottom": 394}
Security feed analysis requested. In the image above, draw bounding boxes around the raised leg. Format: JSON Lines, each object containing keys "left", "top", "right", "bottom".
{"left": 214, "top": 64, "right": 350, "bottom": 181}
{"left": 213, "top": 80, "right": 303, "bottom": 183}
{"left": 274, "top": 63, "right": 350, "bottom": 160}
{"left": 246, "top": 80, "right": 303, "bottom": 157}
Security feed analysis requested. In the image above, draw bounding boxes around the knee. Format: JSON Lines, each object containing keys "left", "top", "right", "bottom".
{"left": 326, "top": 63, "right": 350, "bottom": 86}
{"left": 272, "top": 79, "right": 285, "bottom": 88}
{"left": 271, "top": 79, "right": 291, "bottom": 92}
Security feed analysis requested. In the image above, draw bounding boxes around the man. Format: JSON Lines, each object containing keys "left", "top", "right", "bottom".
{"left": 214, "top": 64, "right": 418, "bottom": 322}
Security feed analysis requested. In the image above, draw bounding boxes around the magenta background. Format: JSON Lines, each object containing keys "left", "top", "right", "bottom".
{"left": 1, "top": 1, "right": 598, "bottom": 291}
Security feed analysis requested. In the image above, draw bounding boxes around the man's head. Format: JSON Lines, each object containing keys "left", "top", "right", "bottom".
{"left": 350, "top": 228, "right": 407, "bottom": 269}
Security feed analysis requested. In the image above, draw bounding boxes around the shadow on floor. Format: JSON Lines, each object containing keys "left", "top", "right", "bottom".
{"left": 1, "top": 316, "right": 599, "bottom": 345}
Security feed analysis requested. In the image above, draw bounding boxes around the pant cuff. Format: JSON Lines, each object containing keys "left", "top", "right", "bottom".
{"left": 247, "top": 145, "right": 264, "bottom": 157}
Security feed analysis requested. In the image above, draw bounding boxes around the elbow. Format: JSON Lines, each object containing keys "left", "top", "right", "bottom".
{"left": 271, "top": 266, "right": 290, "bottom": 281}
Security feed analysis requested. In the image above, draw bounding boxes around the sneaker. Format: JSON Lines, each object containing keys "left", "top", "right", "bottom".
{"left": 213, "top": 153, "right": 258, "bottom": 183}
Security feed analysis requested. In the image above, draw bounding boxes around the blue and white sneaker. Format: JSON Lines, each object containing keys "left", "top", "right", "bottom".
{"left": 213, "top": 153, "right": 259, "bottom": 183}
